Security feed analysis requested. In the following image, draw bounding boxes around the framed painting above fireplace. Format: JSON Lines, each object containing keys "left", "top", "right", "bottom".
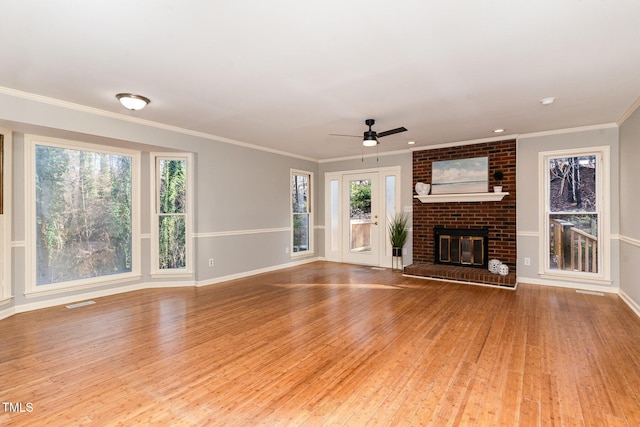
{"left": 431, "top": 156, "right": 488, "bottom": 194}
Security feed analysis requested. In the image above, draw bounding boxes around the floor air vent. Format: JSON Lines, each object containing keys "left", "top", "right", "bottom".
{"left": 576, "top": 290, "right": 604, "bottom": 296}
{"left": 66, "top": 300, "right": 96, "bottom": 309}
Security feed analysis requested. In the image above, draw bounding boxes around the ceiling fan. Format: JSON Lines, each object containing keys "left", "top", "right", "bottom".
{"left": 331, "top": 119, "right": 408, "bottom": 147}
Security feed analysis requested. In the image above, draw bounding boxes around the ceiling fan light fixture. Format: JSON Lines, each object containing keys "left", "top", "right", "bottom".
{"left": 363, "top": 134, "right": 378, "bottom": 147}
{"left": 362, "top": 130, "right": 378, "bottom": 147}
{"left": 116, "top": 93, "right": 150, "bottom": 110}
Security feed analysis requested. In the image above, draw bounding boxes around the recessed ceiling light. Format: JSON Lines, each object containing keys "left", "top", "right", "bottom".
{"left": 116, "top": 93, "right": 151, "bottom": 110}
{"left": 540, "top": 97, "right": 556, "bottom": 106}
{"left": 408, "top": 140, "right": 416, "bottom": 145}
{"left": 493, "top": 129, "right": 505, "bottom": 133}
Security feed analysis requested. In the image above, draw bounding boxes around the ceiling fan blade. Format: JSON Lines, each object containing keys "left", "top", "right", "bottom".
{"left": 377, "top": 127, "right": 407, "bottom": 138}
{"left": 329, "top": 133, "right": 361, "bottom": 138}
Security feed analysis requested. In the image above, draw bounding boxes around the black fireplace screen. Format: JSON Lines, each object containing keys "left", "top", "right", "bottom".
{"left": 434, "top": 228, "right": 489, "bottom": 268}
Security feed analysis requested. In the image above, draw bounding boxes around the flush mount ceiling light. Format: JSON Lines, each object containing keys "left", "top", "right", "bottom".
{"left": 540, "top": 97, "right": 556, "bottom": 106}
{"left": 493, "top": 128, "right": 505, "bottom": 133}
{"left": 408, "top": 140, "right": 416, "bottom": 145}
{"left": 116, "top": 93, "right": 150, "bottom": 110}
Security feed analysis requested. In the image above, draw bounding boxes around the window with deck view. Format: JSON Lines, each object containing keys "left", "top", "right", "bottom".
{"left": 545, "top": 153, "right": 602, "bottom": 276}
{"left": 291, "top": 170, "right": 313, "bottom": 255}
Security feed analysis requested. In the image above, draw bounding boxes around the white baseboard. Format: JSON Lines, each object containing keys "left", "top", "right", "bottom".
{"left": 196, "top": 257, "right": 321, "bottom": 287}
{"left": 0, "top": 305, "right": 16, "bottom": 321}
{"left": 14, "top": 282, "right": 153, "bottom": 315}
{"left": 517, "top": 275, "right": 619, "bottom": 294}
{"left": 619, "top": 289, "right": 640, "bottom": 318}
{"left": 3, "top": 261, "right": 638, "bottom": 322}
{"left": 1, "top": 258, "right": 323, "bottom": 320}
{"left": 11, "top": 280, "right": 197, "bottom": 316}
{"left": 403, "top": 274, "right": 518, "bottom": 291}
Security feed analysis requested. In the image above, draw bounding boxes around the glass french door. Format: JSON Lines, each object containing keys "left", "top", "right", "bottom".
{"left": 342, "top": 172, "right": 380, "bottom": 265}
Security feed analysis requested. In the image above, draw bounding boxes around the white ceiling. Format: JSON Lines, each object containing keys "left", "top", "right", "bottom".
{"left": 1, "top": 1, "right": 639, "bottom": 160}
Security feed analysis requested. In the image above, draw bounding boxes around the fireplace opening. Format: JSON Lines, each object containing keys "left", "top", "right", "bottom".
{"left": 434, "top": 227, "right": 489, "bottom": 268}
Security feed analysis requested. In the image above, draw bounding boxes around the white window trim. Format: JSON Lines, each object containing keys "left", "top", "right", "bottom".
{"left": 324, "top": 172, "right": 342, "bottom": 263}
{"left": 24, "top": 135, "right": 141, "bottom": 297}
{"left": 150, "top": 153, "right": 194, "bottom": 276}
{"left": 0, "top": 128, "right": 12, "bottom": 304}
{"left": 538, "top": 146, "right": 611, "bottom": 284}
{"left": 290, "top": 169, "right": 314, "bottom": 258}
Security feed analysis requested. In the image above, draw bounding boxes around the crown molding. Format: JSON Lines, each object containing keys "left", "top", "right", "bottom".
{"left": 617, "top": 96, "right": 640, "bottom": 126}
{"left": 409, "top": 134, "right": 518, "bottom": 152}
{"left": 0, "top": 86, "right": 319, "bottom": 163}
{"left": 517, "top": 123, "right": 618, "bottom": 140}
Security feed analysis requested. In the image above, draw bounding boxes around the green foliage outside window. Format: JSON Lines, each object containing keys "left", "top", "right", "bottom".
{"left": 292, "top": 173, "right": 310, "bottom": 252}
{"left": 158, "top": 159, "right": 187, "bottom": 269}
{"left": 349, "top": 180, "right": 371, "bottom": 219}
{"left": 35, "top": 145, "right": 132, "bottom": 285}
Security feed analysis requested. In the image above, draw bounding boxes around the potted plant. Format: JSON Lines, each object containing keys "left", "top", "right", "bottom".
{"left": 388, "top": 212, "right": 409, "bottom": 270}
{"left": 492, "top": 170, "right": 504, "bottom": 193}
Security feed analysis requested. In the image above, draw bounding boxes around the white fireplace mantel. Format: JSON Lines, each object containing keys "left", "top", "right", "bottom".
{"left": 414, "top": 192, "right": 509, "bottom": 203}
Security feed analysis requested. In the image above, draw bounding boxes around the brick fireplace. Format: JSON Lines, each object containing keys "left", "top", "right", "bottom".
{"left": 405, "top": 139, "right": 517, "bottom": 287}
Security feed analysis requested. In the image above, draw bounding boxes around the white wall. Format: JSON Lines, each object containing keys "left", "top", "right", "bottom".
{"left": 516, "top": 126, "right": 620, "bottom": 291}
{"left": 619, "top": 107, "right": 640, "bottom": 313}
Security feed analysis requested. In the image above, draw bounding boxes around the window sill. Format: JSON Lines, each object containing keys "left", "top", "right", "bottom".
{"left": 539, "top": 273, "right": 612, "bottom": 287}
{"left": 24, "top": 274, "right": 142, "bottom": 298}
{"left": 291, "top": 251, "right": 315, "bottom": 259}
{"left": 0, "top": 296, "right": 14, "bottom": 306}
{"left": 149, "top": 272, "right": 194, "bottom": 279}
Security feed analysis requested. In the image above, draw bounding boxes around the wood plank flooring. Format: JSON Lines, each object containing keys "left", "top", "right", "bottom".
{"left": 2, "top": 261, "right": 640, "bottom": 426}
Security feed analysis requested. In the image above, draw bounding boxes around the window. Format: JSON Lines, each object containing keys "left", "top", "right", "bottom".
{"left": 152, "top": 154, "right": 192, "bottom": 274}
{"left": 385, "top": 174, "right": 397, "bottom": 256}
{"left": 541, "top": 147, "right": 610, "bottom": 282}
{"left": 291, "top": 170, "right": 313, "bottom": 255}
{"left": 26, "top": 136, "right": 139, "bottom": 293}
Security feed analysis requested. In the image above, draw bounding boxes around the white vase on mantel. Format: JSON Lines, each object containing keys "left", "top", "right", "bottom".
{"left": 493, "top": 186, "right": 503, "bottom": 193}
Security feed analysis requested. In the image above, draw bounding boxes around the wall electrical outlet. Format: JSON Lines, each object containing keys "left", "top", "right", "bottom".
{"left": 524, "top": 257, "right": 531, "bottom": 266}
{"left": 208, "top": 258, "right": 214, "bottom": 267}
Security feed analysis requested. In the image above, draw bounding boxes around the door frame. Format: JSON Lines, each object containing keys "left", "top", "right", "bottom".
{"left": 0, "top": 128, "right": 12, "bottom": 304}
{"left": 324, "top": 166, "right": 401, "bottom": 267}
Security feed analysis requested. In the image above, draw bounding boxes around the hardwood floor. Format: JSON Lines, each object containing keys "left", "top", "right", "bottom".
{"left": 2, "top": 261, "right": 640, "bottom": 426}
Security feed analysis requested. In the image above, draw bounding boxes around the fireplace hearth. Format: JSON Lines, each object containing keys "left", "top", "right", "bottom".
{"left": 434, "top": 227, "right": 489, "bottom": 269}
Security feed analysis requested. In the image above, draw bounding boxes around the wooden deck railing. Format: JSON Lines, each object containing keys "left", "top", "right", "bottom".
{"left": 350, "top": 220, "right": 372, "bottom": 252}
{"left": 550, "top": 219, "right": 598, "bottom": 273}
